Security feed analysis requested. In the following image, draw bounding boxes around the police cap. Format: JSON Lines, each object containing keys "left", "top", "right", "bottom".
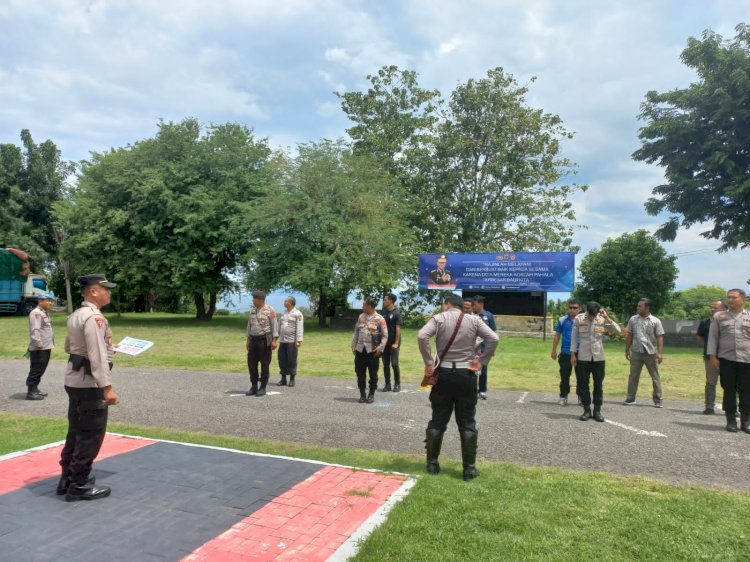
{"left": 78, "top": 274, "right": 117, "bottom": 289}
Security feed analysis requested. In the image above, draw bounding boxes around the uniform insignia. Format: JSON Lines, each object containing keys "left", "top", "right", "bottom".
{"left": 95, "top": 317, "right": 105, "bottom": 329}
{"left": 35, "top": 312, "right": 41, "bottom": 318}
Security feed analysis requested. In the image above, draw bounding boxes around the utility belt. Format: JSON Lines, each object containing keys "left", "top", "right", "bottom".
{"left": 69, "top": 354, "right": 93, "bottom": 376}
{"left": 438, "top": 361, "right": 471, "bottom": 370}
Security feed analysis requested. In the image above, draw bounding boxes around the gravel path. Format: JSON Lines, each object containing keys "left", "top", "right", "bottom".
{"left": 2, "top": 359, "right": 749, "bottom": 491}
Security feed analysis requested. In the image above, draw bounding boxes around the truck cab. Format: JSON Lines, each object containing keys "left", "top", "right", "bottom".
{"left": 0, "top": 249, "right": 53, "bottom": 315}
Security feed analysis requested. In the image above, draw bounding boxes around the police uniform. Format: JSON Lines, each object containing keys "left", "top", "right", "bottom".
{"left": 26, "top": 294, "right": 55, "bottom": 399}
{"left": 352, "top": 310, "right": 388, "bottom": 402}
{"left": 417, "top": 305, "right": 498, "bottom": 480}
{"left": 277, "top": 306, "right": 304, "bottom": 386}
{"left": 706, "top": 308, "right": 750, "bottom": 432}
{"left": 246, "top": 300, "right": 279, "bottom": 396}
{"left": 59, "top": 274, "right": 117, "bottom": 501}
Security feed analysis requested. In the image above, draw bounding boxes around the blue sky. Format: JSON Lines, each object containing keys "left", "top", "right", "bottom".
{"left": 1, "top": 0, "right": 748, "bottom": 311}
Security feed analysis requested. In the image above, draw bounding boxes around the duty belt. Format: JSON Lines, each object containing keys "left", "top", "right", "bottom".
{"left": 439, "top": 361, "right": 471, "bottom": 370}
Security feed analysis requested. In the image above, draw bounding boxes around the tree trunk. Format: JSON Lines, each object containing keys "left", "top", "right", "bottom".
{"left": 61, "top": 258, "right": 73, "bottom": 313}
{"left": 194, "top": 291, "right": 216, "bottom": 321}
{"left": 317, "top": 290, "right": 328, "bottom": 327}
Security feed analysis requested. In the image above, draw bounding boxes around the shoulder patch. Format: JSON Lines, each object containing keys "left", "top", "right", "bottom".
{"left": 35, "top": 312, "right": 41, "bottom": 318}
{"left": 95, "top": 317, "right": 105, "bottom": 329}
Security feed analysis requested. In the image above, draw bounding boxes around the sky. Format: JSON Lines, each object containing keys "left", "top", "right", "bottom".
{"left": 1, "top": 0, "right": 748, "bottom": 311}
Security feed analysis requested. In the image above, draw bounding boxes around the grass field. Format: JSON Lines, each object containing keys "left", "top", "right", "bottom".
{"left": 2, "top": 412, "right": 748, "bottom": 561}
{"left": 0, "top": 312, "right": 710, "bottom": 400}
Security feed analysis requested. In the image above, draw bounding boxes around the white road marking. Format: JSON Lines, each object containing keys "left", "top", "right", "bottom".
{"left": 605, "top": 419, "right": 667, "bottom": 437}
{"left": 516, "top": 392, "right": 528, "bottom": 403}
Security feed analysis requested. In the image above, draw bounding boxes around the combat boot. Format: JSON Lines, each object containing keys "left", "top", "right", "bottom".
{"left": 246, "top": 384, "right": 258, "bottom": 396}
{"left": 366, "top": 390, "right": 375, "bottom": 403}
{"left": 32, "top": 385, "right": 48, "bottom": 397}
{"left": 741, "top": 414, "right": 750, "bottom": 434}
{"left": 358, "top": 391, "right": 367, "bottom": 403}
{"left": 26, "top": 387, "right": 44, "bottom": 400}
{"left": 57, "top": 473, "right": 95, "bottom": 495}
{"left": 276, "top": 376, "right": 287, "bottom": 386}
{"left": 460, "top": 431, "right": 480, "bottom": 481}
{"left": 579, "top": 407, "right": 592, "bottom": 421}
{"left": 726, "top": 413, "right": 738, "bottom": 432}
{"left": 288, "top": 376, "right": 296, "bottom": 387}
{"left": 593, "top": 406, "right": 605, "bottom": 422}
{"left": 256, "top": 383, "right": 267, "bottom": 397}
{"left": 425, "top": 428, "right": 443, "bottom": 474}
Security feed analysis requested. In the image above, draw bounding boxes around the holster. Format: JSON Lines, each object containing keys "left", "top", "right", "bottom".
{"left": 69, "top": 354, "right": 93, "bottom": 376}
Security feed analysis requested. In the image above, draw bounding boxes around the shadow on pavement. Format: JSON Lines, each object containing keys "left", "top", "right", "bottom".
{"left": 673, "top": 421, "right": 726, "bottom": 432}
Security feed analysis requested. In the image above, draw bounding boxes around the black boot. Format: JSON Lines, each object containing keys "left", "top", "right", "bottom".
{"left": 246, "top": 384, "right": 258, "bottom": 396}
{"left": 358, "top": 391, "right": 367, "bottom": 403}
{"left": 57, "top": 474, "right": 95, "bottom": 495}
{"left": 382, "top": 383, "right": 392, "bottom": 392}
{"left": 580, "top": 407, "right": 592, "bottom": 421}
{"left": 65, "top": 482, "right": 111, "bottom": 502}
{"left": 288, "top": 376, "right": 295, "bottom": 388}
{"left": 393, "top": 383, "right": 400, "bottom": 393}
{"left": 726, "top": 413, "right": 738, "bottom": 432}
{"left": 593, "top": 406, "right": 605, "bottom": 422}
{"left": 33, "top": 385, "right": 48, "bottom": 397}
{"left": 741, "top": 414, "right": 750, "bottom": 434}
{"left": 276, "top": 376, "right": 287, "bottom": 386}
{"left": 366, "top": 389, "right": 375, "bottom": 403}
{"left": 26, "top": 387, "right": 44, "bottom": 400}
{"left": 425, "top": 429, "right": 443, "bottom": 474}
{"left": 460, "top": 431, "right": 480, "bottom": 481}
{"left": 256, "top": 383, "right": 267, "bottom": 397}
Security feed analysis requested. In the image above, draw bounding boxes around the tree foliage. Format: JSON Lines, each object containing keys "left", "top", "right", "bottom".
{"left": 574, "top": 230, "right": 678, "bottom": 319}
{"left": 62, "top": 118, "right": 270, "bottom": 319}
{"left": 245, "top": 140, "right": 416, "bottom": 325}
{"left": 661, "top": 285, "right": 728, "bottom": 320}
{"left": 634, "top": 23, "right": 750, "bottom": 251}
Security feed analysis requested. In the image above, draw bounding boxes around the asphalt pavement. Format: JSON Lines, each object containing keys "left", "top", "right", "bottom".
{"left": 2, "top": 358, "right": 749, "bottom": 491}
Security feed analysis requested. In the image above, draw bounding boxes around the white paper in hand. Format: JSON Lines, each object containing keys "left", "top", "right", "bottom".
{"left": 116, "top": 336, "right": 154, "bottom": 356}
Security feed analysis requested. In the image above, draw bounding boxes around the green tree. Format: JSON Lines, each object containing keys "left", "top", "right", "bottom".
{"left": 62, "top": 118, "right": 270, "bottom": 320}
{"left": 634, "top": 24, "right": 750, "bottom": 251}
{"left": 575, "top": 230, "right": 678, "bottom": 319}
{"left": 661, "top": 285, "right": 728, "bottom": 320}
{"left": 246, "top": 140, "right": 416, "bottom": 326}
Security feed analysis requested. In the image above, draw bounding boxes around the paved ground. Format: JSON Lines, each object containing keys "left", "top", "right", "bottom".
{"left": 0, "top": 435, "right": 411, "bottom": 561}
{"left": 2, "top": 358, "right": 750, "bottom": 491}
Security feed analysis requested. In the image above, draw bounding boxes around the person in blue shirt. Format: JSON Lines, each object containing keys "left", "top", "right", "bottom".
{"left": 472, "top": 295, "right": 498, "bottom": 400}
{"left": 551, "top": 299, "right": 581, "bottom": 405}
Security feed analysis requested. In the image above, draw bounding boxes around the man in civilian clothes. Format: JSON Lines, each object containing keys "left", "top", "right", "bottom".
{"left": 551, "top": 298, "right": 581, "bottom": 406}
{"left": 380, "top": 293, "right": 402, "bottom": 392}
{"left": 472, "top": 295, "right": 497, "bottom": 400}
{"left": 623, "top": 298, "right": 665, "bottom": 408}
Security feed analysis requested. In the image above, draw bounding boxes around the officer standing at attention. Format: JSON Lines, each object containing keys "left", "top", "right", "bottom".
{"left": 246, "top": 290, "right": 279, "bottom": 397}
{"left": 352, "top": 297, "right": 388, "bottom": 403}
{"left": 25, "top": 291, "right": 56, "bottom": 400}
{"left": 707, "top": 288, "right": 750, "bottom": 433}
{"left": 59, "top": 274, "right": 118, "bottom": 502}
{"left": 418, "top": 294, "right": 499, "bottom": 481}
{"left": 276, "top": 296, "right": 304, "bottom": 388}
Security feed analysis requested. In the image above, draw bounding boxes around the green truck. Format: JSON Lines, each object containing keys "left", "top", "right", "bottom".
{"left": 0, "top": 248, "right": 52, "bottom": 315}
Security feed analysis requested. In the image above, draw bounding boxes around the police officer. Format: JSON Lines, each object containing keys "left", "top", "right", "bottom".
{"left": 58, "top": 274, "right": 118, "bottom": 501}
{"left": 418, "top": 294, "right": 499, "bottom": 481}
{"left": 352, "top": 297, "right": 388, "bottom": 403}
{"left": 25, "top": 291, "right": 55, "bottom": 400}
{"left": 246, "top": 291, "right": 279, "bottom": 397}
{"left": 276, "top": 296, "right": 304, "bottom": 387}
{"left": 707, "top": 288, "right": 750, "bottom": 433}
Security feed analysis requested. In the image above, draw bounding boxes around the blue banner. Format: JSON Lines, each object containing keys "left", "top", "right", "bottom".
{"left": 418, "top": 252, "right": 575, "bottom": 291}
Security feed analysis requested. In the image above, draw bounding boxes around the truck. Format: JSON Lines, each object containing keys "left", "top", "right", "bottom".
{"left": 0, "top": 248, "right": 52, "bottom": 315}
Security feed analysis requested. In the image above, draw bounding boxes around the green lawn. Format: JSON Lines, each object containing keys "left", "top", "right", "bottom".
{"left": 0, "top": 312, "right": 708, "bottom": 399}
{"left": 2, "top": 412, "right": 748, "bottom": 561}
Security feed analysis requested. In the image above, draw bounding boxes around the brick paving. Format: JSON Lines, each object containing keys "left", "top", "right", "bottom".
{"left": 0, "top": 434, "right": 412, "bottom": 561}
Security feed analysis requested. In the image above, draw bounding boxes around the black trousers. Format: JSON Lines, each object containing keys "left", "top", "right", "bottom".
{"left": 575, "top": 360, "right": 606, "bottom": 408}
{"left": 278, "top": 342, "right": 298, "bottom": 377}
{"left": 26, "top": 349, "right": 51, "bottom": 388}
{"left": 382, "top": 345, "right": 400, "bottom": 385}
{"left": 247, "top": 336, "right": 272, "bottom": 385}
{"left": 478, "top": 364, "right": 489, "bottom": 393}
{"left": 719, "top": 358, "right": 750, "bottom": 415}
{"left": 427, "top": 367, "right": 478, "bottom": 436}
{"left": 60, "top": 386, "right": 108, "bottom": 486}
{"left": 558, "top": 353, "right": 573, "bottom": 397}
{"left": 355, "top": 349, "right": 379, "bottom": 392}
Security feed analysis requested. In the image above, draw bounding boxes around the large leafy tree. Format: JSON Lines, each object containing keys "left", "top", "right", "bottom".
{"left": 661, "top": 285, "right": 728, "bottom": 320}
{"left": 246, "top": 140, "right": 416, "bottom": 326}
{"left": 575, "top": 230, "right": 678, "bottom": 319}
{"left": 63, "top": 118, "right": 271, "bottom": 320}
{"left": 634, "top": 24, "right": 750, "bottom": 251}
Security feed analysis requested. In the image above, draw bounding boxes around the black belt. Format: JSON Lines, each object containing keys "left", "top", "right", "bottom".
{"left": 250, "top": 335, "right": 267, "bottom": 340}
